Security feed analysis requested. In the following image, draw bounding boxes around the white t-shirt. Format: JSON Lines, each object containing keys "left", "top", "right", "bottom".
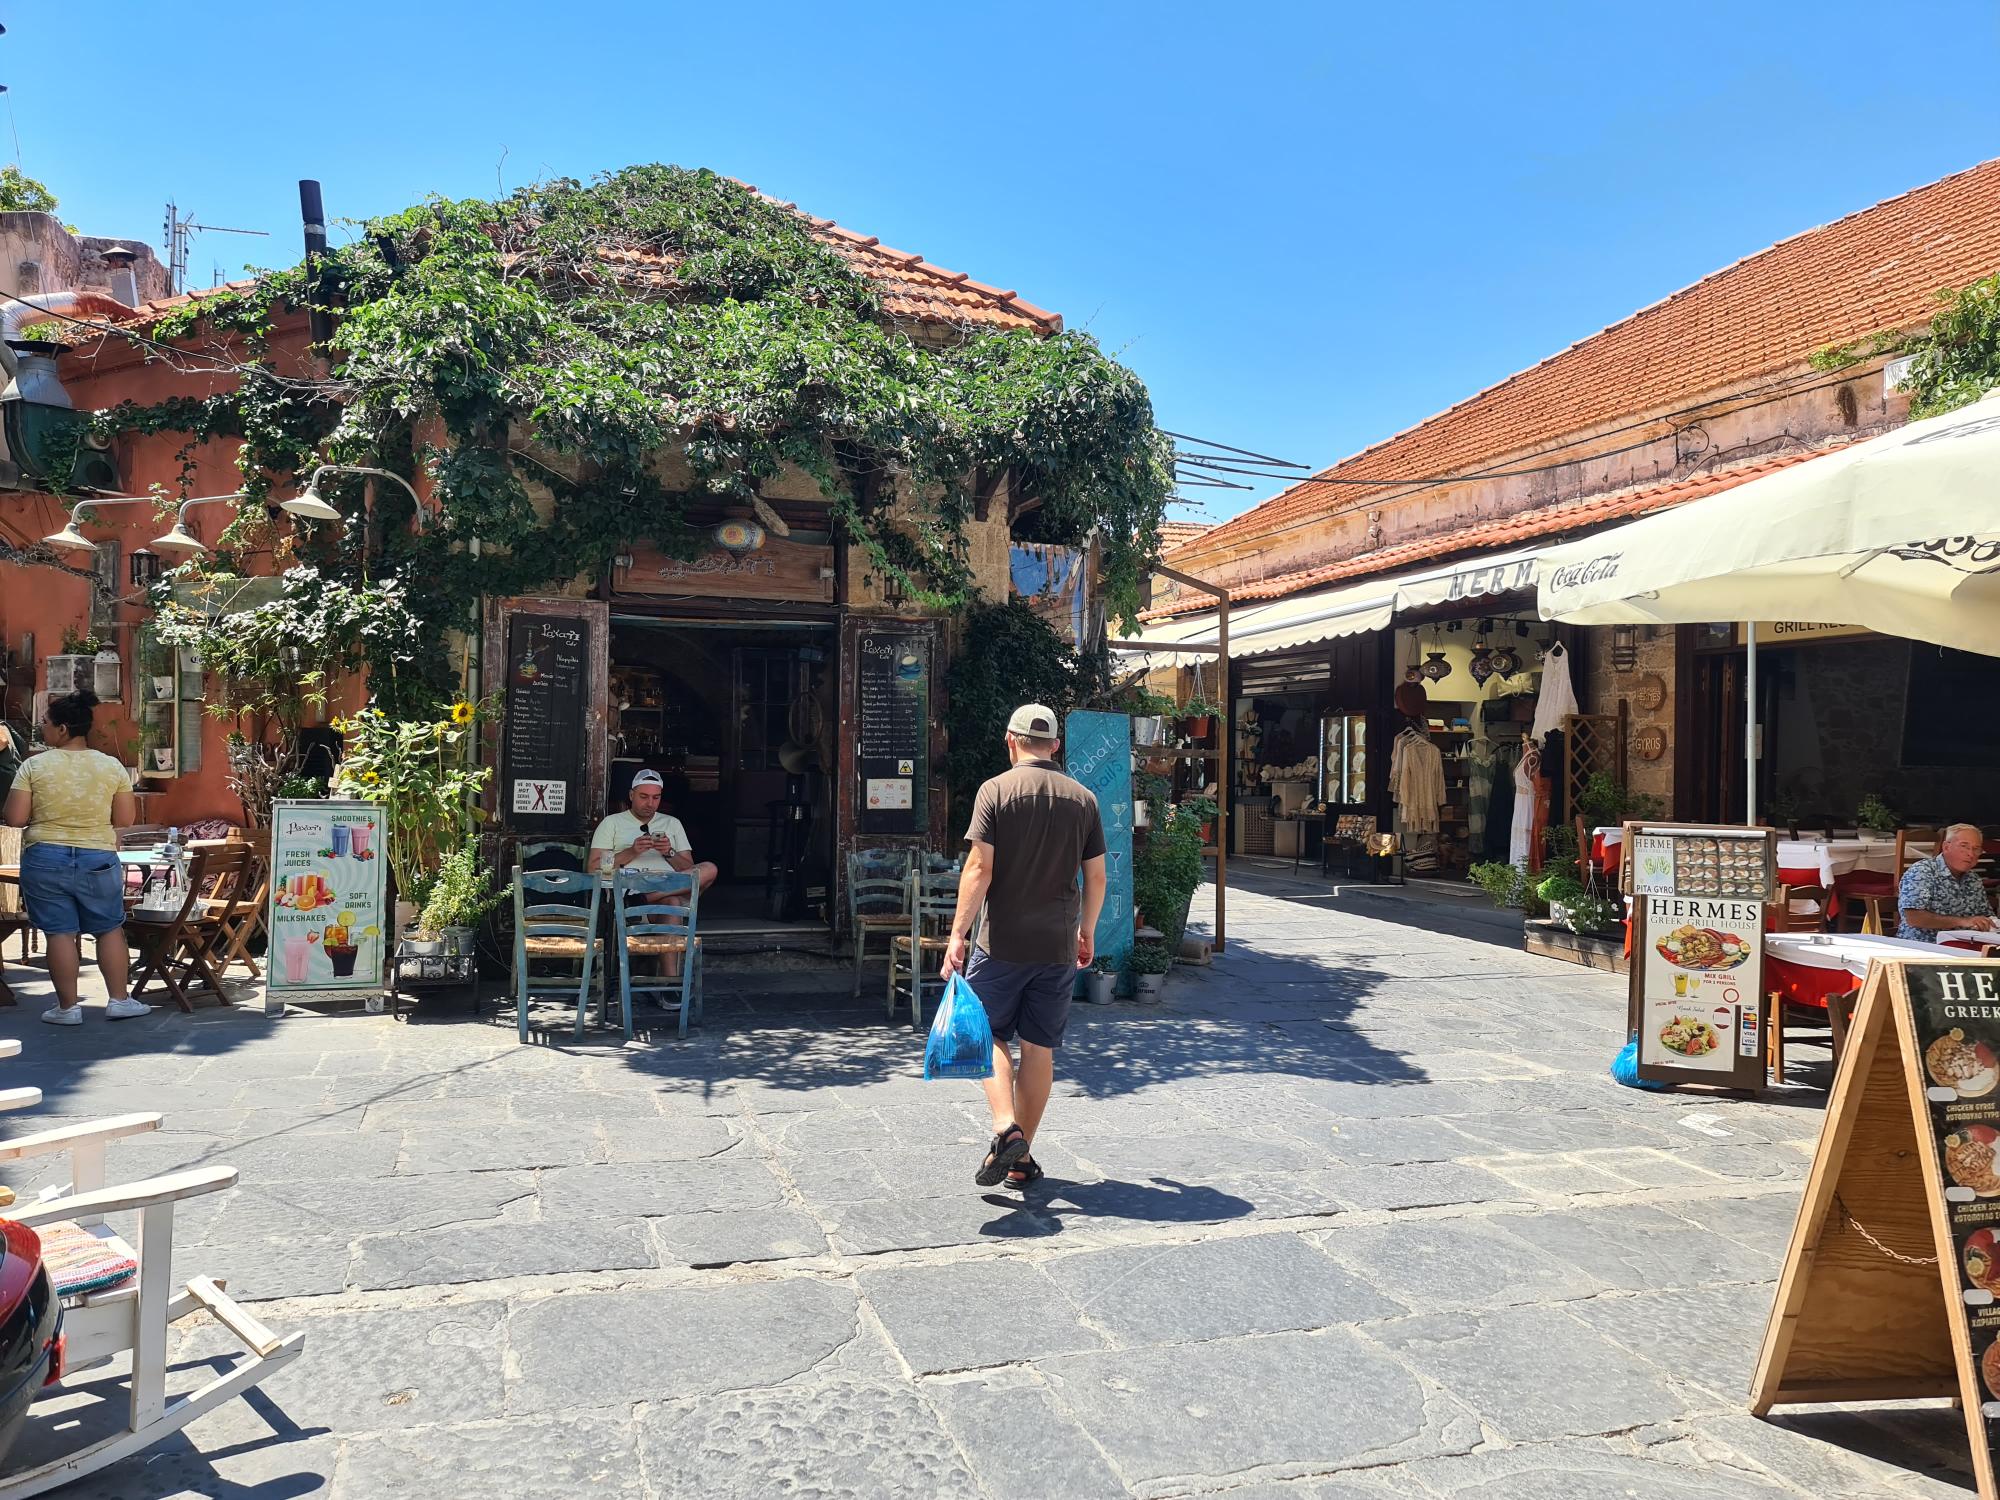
{"left": 589, "top": 810, "right": 691, "bottom": 884}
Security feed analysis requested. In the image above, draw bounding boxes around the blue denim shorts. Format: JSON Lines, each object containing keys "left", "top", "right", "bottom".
{"left": 19, "top": 843, "right": 125, "bottom": 937}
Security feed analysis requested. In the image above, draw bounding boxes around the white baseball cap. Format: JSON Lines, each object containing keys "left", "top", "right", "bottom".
{"left": 630, "top": 769, "right": 664, "bottom": 789}
{"left": 1005, "top": 703, "right": 1060, "bottom": 738}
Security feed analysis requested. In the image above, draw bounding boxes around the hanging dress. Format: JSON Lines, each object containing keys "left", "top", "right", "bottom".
{"left": 1509, "top": 743, "right": 1538, "bottom": 867}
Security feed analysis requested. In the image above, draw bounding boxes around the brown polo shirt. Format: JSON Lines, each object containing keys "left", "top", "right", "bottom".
{"left": 965, "top": 758, "right": 1106, "bottom": 964}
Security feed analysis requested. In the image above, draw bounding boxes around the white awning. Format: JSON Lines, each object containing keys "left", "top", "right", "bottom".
{"left": 1117, "top": 543, "right": 1545, "bottom": 662}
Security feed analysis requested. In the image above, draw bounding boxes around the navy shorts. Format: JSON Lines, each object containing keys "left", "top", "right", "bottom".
{"left": 963, "top": 947, "right": 1075, "bottom": 1050}
{"left": 20, "top": 843, "right": 125, "bottom": 937}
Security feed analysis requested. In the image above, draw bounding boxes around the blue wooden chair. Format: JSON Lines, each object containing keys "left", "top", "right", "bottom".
{"left": 847, "top": 848, "right": 914, "bottom": 998}
{"left": 509, "top": 867, "right": 603, "bottom": 1043}
{"left": 613, "top": 869, "right": 703, "bottom": 1039}
{"left": 887, "top": 868, "right": 969, "bottom": 1029}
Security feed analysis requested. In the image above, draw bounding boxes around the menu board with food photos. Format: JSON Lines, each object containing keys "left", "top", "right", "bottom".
{"left": 1623, "top": 823, "right": 1775, "bottom": 1089}
{"left": 1754, "top": 960, "right": 2000, "bottom": 1499}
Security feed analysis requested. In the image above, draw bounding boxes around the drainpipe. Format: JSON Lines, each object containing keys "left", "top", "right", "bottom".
{"left": 298, "top": 180, "right": 333, "bottom": 348}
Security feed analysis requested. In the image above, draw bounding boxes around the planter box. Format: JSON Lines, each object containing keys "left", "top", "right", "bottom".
{"left": 1523, "top": 919, "right": 1628, "bottom": 975}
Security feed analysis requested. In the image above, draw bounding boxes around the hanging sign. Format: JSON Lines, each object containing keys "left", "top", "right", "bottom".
{"left": 265, "top": 798, "right": 389, "bottom": 1013}
{"left": 501, "top": 614, "right": 589, "bottom": 835}
{"left": 1623, "top": 822, "right": 1776, "bottom": 1089}
{"left": 1754, "top": 960, "right": 2000, "bottom": 1498}
{"left": 614, "top": 537, "right": 834, "bottom": 604}
{"left": 1065, "top": 711, "right": 1135, "bottom": 991}
{"left": 856, "top": 632, "right": 930, "bottom": 835}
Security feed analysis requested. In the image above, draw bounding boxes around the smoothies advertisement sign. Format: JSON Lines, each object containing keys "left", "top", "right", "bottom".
{"left": 267, "top": 799, "right": 388, "bottom": 1001}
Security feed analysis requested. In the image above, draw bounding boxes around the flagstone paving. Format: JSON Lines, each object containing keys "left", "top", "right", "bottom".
{"left": 0, "top": 875, "right": 1975, "bottom": 1497}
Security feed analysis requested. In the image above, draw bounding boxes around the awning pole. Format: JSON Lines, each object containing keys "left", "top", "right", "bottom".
{"left": 1744, "top": 620, "right": 1758, "bottom": 826}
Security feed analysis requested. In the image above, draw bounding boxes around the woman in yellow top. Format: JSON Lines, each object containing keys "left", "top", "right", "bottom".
{"left": 1, "top": 690, "right": 147, "bottom": 1024}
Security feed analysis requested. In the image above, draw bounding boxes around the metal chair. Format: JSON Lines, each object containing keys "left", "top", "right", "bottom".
{"left": 508, "top": 867, "right": 603, "bottom": 1043}
{"left": 847, "top": 848, "right": 913, "bottom": 997}
{"left": 887, "top": 869, "right": 963, "bottom": 1029}
{"left": 613, "top": 869, "right": 702, "bottom": 1040}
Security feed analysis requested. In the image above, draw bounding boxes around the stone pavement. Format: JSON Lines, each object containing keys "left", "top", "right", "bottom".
{"left": 0, "top": 876, "right": 1976, "bottom": 1498}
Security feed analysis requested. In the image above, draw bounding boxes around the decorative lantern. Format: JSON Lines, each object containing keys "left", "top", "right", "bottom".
{"left": 1421, "top": 651, "right": 1452, "bottom": 683}
{"left": 129, "top": 548, "right": 161, "bottom": 588}
{"left": 1610, "top": 623, "right": 1639, "bottom": 673}
{"left": 1490, "top": 646, "right": 1521, "bottom": 680}
{"left": 1469, "top": 645, "right": 1495, "bottom": 685}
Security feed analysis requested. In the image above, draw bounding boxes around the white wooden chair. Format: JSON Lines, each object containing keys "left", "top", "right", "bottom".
{"left": 0, "top": 1111, "right": 304, "bottom": 1497}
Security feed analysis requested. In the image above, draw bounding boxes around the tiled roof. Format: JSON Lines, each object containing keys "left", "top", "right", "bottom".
{"left": 1177, "top": 156, "right": 2000, "bottom": 560}
{"left": 58, "top": 187, "right": 1059, "bottom": 347}
{"left": 1156, "top": 520, "right": 1210, "bottom": 551}
{"left": 1144, "top": 442, "right": 1851, "bottom": 618}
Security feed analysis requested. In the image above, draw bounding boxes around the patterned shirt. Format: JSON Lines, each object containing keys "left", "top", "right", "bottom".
{"left": 13, "top": 748, "right": 129, "bottom": 851}
{"left": 1898, "top": 853, "right": 1994, "bottom": 942}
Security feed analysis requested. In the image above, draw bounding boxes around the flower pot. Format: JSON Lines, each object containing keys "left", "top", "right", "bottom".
{"left": 1133, "top": 972, "right": 1166, "bottom": 1003}
{"left": 1131, "top": 716, "right": 1166, "bottom": 747}
{"left": 1084, "top": 970, "right": 1118, "bottom": 1005}
{"left": 441, "top": 925, "right": 477, "bottom": 958}
{"left": 151, "top": 675, "right": 175, "bottom": 701}
{"left": 1181, "top": 715, "right": 1212, "bottom": 739}
{"left": 401, "top": 933, "right": 444, "bottom": 958}
{"left": 149, "top": 748, "right": 174, "bottom": 773}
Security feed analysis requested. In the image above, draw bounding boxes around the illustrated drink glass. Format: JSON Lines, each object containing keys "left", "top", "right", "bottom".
{"left": 331, "top": 825, "right": 351, "bottom": 858}
{"left": 283, "top": 935, "right": 311, "bottom": 984}
{"left": 350, "top": 825, "right": 371, "bottom": 857}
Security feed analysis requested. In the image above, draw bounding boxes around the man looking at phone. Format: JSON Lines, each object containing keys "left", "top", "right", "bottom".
{"left": 590, "top": 769, "right": 718, "bottom": 904}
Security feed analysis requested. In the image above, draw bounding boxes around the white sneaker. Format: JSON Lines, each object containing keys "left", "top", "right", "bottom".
{"left": 104, "top": 997, "right": 153, "bottom": 1021}
{"left": 39, "top": 1005, "right": 81, "bottom": 1026}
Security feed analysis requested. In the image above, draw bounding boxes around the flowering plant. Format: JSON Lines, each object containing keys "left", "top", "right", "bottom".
{"left": 331, "top": 700, "right": 490, "bottom": 904}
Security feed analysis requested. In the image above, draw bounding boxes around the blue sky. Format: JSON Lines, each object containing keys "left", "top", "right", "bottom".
{"left": 15, "top": 2, "right": 2000, "bottom": 524}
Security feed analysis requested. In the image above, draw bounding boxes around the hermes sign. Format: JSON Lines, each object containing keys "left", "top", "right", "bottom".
{"left": 614, "top": 537, "right": 835, "bottom": 604}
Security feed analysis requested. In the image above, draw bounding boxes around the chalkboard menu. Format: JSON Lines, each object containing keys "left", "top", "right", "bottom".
{"left": 502, "top": 613, "right": 590, "bottom": 833}
{"left": 856, "top": 632, "right": 929, "bottom": 835}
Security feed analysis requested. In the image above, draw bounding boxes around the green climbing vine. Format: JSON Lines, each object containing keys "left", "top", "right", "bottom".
{"left": 90, "top": 166, "right": 1171, "bottom": 718}
{"left": 1811, "top": 271, "right": 2000, "bottom": 418}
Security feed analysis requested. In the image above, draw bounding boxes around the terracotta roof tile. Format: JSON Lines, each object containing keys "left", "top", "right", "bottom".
{"left": 1178, "top": 157, "right": 2000, "bottom": 560}
{"left": 1143, "top": 442, "right": 1851, "bottom": 619}
{"left": 1156, "top": 520, "right": 1211, "bottom": 550}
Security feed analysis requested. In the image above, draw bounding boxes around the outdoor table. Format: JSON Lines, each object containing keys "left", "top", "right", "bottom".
{"left": 1763, "top": 930, "right": 1941, "bottom": 1009}
{"left": 1590, "top": 826, "right": 1622, "bottom": 879}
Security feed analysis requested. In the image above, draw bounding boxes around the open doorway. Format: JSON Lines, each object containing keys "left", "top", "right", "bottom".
{"left": 607, "top": 616, "right": 838, "bottom": 934}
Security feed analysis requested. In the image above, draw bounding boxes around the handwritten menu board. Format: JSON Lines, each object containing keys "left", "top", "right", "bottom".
{"left": 1066, "top": 710, "right": 1134, "bottom": 987}
{"left": 502, "top": 614, "right": 589, "bottom": 833}
{"left": 857, "top": 632, "right": 929, "bottom": 835}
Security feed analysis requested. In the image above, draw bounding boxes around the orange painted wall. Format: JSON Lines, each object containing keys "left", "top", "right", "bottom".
{"left": 0, "top": 310, "right": 359, "bottom": 826}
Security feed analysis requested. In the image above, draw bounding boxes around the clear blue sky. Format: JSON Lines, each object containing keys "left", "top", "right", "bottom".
{"left": 16, "top": 2, "right": 2000, "bottom": 524}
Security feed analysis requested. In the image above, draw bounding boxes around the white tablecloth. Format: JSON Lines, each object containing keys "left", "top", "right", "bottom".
{"left": 1776, "top": 837, "right": 1919, "bottom": 882}
{"left": 1763, "top": 931, "right": 1941, "bottom": 977}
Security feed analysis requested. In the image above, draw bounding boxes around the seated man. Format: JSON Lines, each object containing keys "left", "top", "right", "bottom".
{"left": 590, "top": 769, "right": 718, "bottom": 906}
{"left": 1897, "top": 823, "right": 1996, "bottom": 942}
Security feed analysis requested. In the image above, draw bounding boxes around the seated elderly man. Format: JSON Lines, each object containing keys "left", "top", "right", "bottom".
{"left": 1897, "top": 823, "right": 1996, "bottom": 942}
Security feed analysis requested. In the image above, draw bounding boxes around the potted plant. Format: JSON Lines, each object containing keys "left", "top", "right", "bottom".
{"left": 1122, "top": 688, "right": 1177, "bottom": 747}
{"left": 1128, "top": 942, "right": 1173, "bottom": 1001}
{"left": 1085, "top": 954, "right": 1120, "bottom": 1005}
{"left": 1178, "top": 694, "right": 1221, "bottom": 740}
{"left": 1856, "top": 793, "right": 1898, "bottom": 837}
{"left": 415, "top": 842, "right": 501, "bottom": 957}
{"left": 1563, "top": 892, "right": 1624, "bottom": 937}
{"left": 1133, "top": 792, "right": 1215, "bottom": 952}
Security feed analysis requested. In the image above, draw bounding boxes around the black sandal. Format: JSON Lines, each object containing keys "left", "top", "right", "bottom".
{"left": 975, "top": 1125, "right": 1029, "bottom": 1186}
{"left": 1005, "top": 1157, "right": 1044, "bottom": 1190}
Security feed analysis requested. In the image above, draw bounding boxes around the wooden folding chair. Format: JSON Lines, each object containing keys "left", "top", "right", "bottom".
{"left": 1773, "top": 883, "right": 1833, "bottom": 933}
{"left": 190, "top": 838, "right": 267, "bottom": 980}
{"left": 0, "top": 1113, "right": 302, "bottom": 1498}
{"left": 613, "top": 869, "right": 703, "bottom": 1040}
{"left": 887, "top": 869, "right": 961, "bottom": 1029}
{"left": 508, "top": 867, "right": 603, "bottom": 1044}
{"left": 126, "top": 845, "right": 252, "bottom": 1012}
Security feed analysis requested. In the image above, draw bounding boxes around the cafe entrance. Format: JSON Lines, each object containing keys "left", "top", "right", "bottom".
{"left": 607, "top": 614, "right": 839, "bottom": 934}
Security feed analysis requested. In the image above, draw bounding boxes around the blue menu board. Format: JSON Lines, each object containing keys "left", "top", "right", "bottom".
{"left": 1064, "top": 710, "right": 1135, "bottom": 987}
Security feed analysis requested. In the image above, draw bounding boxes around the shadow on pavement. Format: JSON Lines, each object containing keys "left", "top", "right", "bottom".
{"left": 975, "top": 1174, "right": 1256, "bottom": 1239}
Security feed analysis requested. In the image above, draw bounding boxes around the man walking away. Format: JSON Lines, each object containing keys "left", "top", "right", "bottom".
{"left": 942, "top": 704, "right": 1106, "bottom": 1190}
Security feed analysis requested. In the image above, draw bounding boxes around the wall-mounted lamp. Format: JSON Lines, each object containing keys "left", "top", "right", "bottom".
{"left": 42, "top": 496, "right": 153, "bottom": 553}
{"left": 280, "top": 464, "right": 428, "bottom": 528}
{"left": 44, "top": 491, "right": 252, "bottom": 558}
{"left": 152, "top": 495, "right": 247, "bottom": 557}
{"left": 129, "top": 547, "right": 160, "bottom": 587}
{"left": 1610, "top": 623, "right": 1639, "bottom": 673}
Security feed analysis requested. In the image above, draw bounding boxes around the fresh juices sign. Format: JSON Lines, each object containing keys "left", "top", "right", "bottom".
{"left": 267, "top": 799, "right": 388, "bottom": 998}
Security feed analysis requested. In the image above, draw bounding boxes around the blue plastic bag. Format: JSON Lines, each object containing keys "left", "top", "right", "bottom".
{"left": 924, "top": 972, "right": 995, "bottom": 1080}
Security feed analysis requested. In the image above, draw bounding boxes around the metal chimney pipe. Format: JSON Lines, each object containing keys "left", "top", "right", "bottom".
{"left": 100, "top": 247, "right": 140, "bottom": 308}
{"left": 299, "top": 180, "right": 333, "bottom": 346}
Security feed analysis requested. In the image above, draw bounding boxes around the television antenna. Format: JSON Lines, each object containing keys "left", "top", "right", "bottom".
{"left": 162, "top": 200, "right": 268, "bottom": 295}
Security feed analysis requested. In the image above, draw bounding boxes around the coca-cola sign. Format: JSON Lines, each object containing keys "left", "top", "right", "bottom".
{"left": 1546, "top": 553, "right": 1624, "bottom": 593}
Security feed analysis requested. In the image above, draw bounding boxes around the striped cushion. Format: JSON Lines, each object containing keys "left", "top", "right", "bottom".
{"left": 37, "top": 1220, "right": 137, "bottom": 1296}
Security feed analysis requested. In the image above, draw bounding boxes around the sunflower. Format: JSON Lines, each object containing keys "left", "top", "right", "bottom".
{"left": 363, "top": 771, "right": 380, "bottom": 784}
{"left": 450, "top": 701, "right": 476, "bottom": 725}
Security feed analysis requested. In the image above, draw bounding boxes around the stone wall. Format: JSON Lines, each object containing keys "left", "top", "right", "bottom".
{"left": 1580, "top": 626, "right": 1677, "bottom": 812}
{"left": 1772, "top": 637, "right": 1998, "bottom": 825}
